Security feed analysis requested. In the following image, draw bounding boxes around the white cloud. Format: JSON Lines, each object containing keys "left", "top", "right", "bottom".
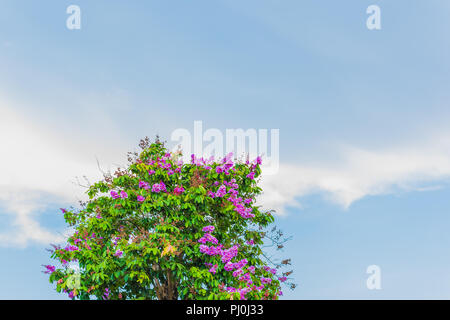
{"left": 0, "top": 102, "right": 127, "bottom": 247}
{"left": 260, "top": 141, "right": 450, "bottom": 214}
{"left": 2, "top": 98, "right": 450, "bottom": 246}
{"left": 0, "top": 188, "right": 64, "bottom": 247}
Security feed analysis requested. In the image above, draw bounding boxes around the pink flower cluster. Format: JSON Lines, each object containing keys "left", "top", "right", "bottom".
{"left": 198, "top": 233, "right": 218, "bottom": 245}
{"left": 198, "top": 225, "right": 218, "bottom": 244}
{"left": 151, "top": 154, "right": 182, "bottom": 174}
{"left": 199, "top": 244, "right": 224, "bottom": 256}
{"left": 103, "top": 288, "right": 110, "bottom": 300}
{"left": 190, "top": 154, "right": 216, "bottom": 168}
{"left": 110, "top": 190, "right": 128, "bottom": 199}
{"left": 139, "top": 181, "right": 150, "bottom": 190}
{"left": 64, "top": 245, "right": 79, "bottom": 252}
{"left": 114, "top": 249, "right": 123, "bottom": 258}
{"left": 43, "top": 265, "right": 56, "bottom": 274}
{"left": 217, "top": 152, "right": 235, "bottom": 175}
{"left": 173, "top": 185, "right": 185, "bottom": 195}
{"left": 203, "top": 225, "right": 215, "bottom": 232}
{"left": 196, "top": 225, "right": 280, "bottom": 299}
{"left": 209, "top": 264, "right": 218, "bottom": 274}
{"left": 220, "top": 245, "right": 240, "bottom": 263}
{"left": 139, "top": 179, "right": 169, "bottom": 194}
{"left": 71, "top": 231, "right": 102, "bottom": 251}
{"left": 190, "top": 153, "right": 282, "bottom": 299}
{"left": 208, "top": 179, "right": 254, "bottom": 219}
{"left": 152, "top": 181, "right": 166, "bottom": 193}
{"left": 263, "top": 266, "right": 277, "bottom": 274}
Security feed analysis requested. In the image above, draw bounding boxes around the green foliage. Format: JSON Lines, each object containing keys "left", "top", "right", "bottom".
{"left": 46, "top": 138, "right": 289, "bottom": 300}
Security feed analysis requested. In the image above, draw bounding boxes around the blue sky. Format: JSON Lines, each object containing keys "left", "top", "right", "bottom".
{"left": 1, "top": 0, "right": 450, "bottom": 299}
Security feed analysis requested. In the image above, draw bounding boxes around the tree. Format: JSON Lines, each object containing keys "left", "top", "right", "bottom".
{"left": 44, "top": 137, "right": 294, "bottom": 300}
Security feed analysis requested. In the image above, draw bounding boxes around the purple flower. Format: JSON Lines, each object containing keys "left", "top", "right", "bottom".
{"left": 120, "top": 191, "right": 128, "bottom": 199}
{"left": 203, "top": 233, "right": 218, "bottom": 244}
{"left": 64, "top": 245, "right": 79, "bottom": 252}
{"left": 202, "top": 225, "right": 215, "bottom": 233}
{"left": 239, "top": 273, "right": 251, "bottom": 282}
{"left": 234, "top": 259, "right": 248, "bottom": 269}
{"left": 110, "top": 191, "right": 120, "bottom": 199}
{"left": 209, "top": 264, "right": 218, "bottom": 274}
{"left": 261, "top": 277, "right": 272, "bottom": 284}
{"left": 220, "top": 245, "right": 239, "bottom": 263}
{"left": 103, "top": 288, "right": 110, "bottom": 300}
{"left": 139, "top": 181, "right": 149, "bottom": 189}
{"left": 238, "top": 288, "right": 251, "bottom": 300}
{"left": 224, "top": 152, "right": 233, "bottom": 162}
{"left": 246, "top": 172, "right": 255, "bottom": 180}
{"left": 232, "top": 269, "right": 243, "bottom": 277}
{"left": 152, "top": 183, "right": 161, "bottom": 193}
{"left": 43, "top": 265, "right": 56, "bottom": 274}
{"left": 224, "top": 262, "right": 235, "bottom": 271}
{"left": 148, "top": 169, "right": 155, "bottom": 175}
{"left": 173, "top": 185, "right": 185, "bottom": 195}
{"left": 215, "top": 185, "right": 227, "bottom": 198}
{"left": 137, "top": 195, "right": 145, "bottom": 202}
{"left": 114, "top": 249, "right": 123, "bottom": 258}
{"left": 152, "top": 181, "right": 167, "bottom": 193}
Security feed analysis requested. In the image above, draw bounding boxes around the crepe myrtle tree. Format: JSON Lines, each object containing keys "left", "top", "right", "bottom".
{"left": 44, "top": 137, "right": 295, "bottom": 300}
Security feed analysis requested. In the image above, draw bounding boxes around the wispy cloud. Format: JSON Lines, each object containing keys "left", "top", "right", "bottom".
{"left": 260, "top": 139, "right": 450, "bottom": 214}
{"left": 0, "top": 188, "right": 64, "bottom": 247}
{"left": 2, "top": 98, "right": 450, "bottom": 246}
{"left": 0, "top": 101, "right": 127, "bottom": 247}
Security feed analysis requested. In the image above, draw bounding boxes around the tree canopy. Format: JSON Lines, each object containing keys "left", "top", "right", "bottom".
{"left": 44, "top": 137, "right": 293, "bottom": 300}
